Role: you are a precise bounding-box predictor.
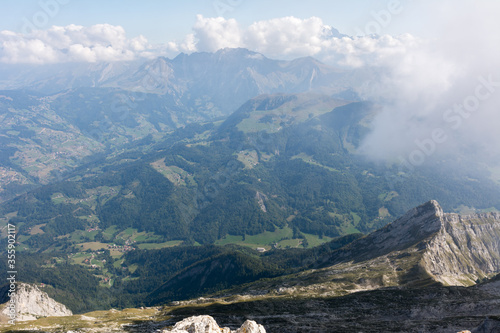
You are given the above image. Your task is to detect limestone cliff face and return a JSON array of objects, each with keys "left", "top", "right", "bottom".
[
  {"left": 341, "top": 199, "right": 500, "bottom": 287},
  {"left": 422, "top": 211, "right": 500, "bottom": 286},
  {"left": 0, "top": 283, "right": 72, "bottom": 321}
]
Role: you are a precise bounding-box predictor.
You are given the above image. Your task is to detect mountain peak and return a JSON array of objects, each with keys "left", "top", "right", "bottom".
[{"left": 342, "top": 200, "right": 445, "bottom": 262}]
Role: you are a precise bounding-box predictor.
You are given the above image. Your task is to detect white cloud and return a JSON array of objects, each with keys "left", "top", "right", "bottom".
[
  {"left": 243, "top": 16, "right": 330, "bottom": 57},
  {"left": 192, "top": 15, "right": 241, "bottom": 52},
  {"left": 0, "top": 16, "right": 419, "bottom": 67},
  {"left": 165, "top": 15, "right": 418, "bottom": 69},
  {"left": 357, "top": 0, "right": 500, "bottom": 165},
  {"left": 0, "top": 24, "right": 153, "bottom": 64}
]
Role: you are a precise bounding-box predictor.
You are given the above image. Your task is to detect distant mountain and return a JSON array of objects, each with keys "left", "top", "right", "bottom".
[
  {"left": 0, "top": 49, "right": 357, "bottom": 201},
  {"left": 0, "top": 48, "right": 353, "bottom": 115},
  {"left": 3, "top": 91, "right": 500, "bottom": 254}
]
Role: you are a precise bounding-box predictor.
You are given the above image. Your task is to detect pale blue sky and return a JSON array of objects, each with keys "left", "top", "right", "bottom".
[{"left": 1, "top": 0, "right": 426, "bottom": 43}]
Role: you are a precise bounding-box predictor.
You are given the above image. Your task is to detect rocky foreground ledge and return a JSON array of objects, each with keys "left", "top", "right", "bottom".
[{"left": 161, "top": 315, "right": 265, "bottom": 333}]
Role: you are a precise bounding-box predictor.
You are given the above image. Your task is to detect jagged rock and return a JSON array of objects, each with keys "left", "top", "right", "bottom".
[
  {"left": 161, "top": 315, "right": 225, "bottom": 333},
  {"left": 422, "top": 210, "right": 500, "bottom": 286},
  {"left": 161, "top": 315, "right": 266, "bottom": 333},
  {"left": 236, "top": 319, "right": 266, "bottom": 333},
  {"left": 0, "top": 283, "right": 72, "bottom": 321}
]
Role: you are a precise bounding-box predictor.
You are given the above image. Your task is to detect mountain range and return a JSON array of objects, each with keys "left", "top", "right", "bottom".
[
  {"left": 1, "top": 48, "right": 500, "bottom": 332},
  {"left": 0, "top": 48, "right": 357, "bottom": 202}
]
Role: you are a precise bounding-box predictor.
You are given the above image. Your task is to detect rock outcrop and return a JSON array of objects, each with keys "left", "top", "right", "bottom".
[
  {"left": 312, "top": 200, "right": 500, "bottom": 288},
  {"left": 161, "top": 315, "right": 266, "bottom": 333},
  {"left": 229, "top": 200, "right": 500, "bottom": 299},
  {"left": 0, "top": 283, "right": 72, "bottom": 321},
  {"left": 422, "top": 211, "right": 500, "bottom": 286}
]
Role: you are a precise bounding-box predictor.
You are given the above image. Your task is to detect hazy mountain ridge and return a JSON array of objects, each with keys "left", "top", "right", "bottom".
[
  {"left": 0, "top": 48, "right": 351, "bottom": 114},
  {"left": 0, "top": 49, "right": 354, "bottom": 201}
]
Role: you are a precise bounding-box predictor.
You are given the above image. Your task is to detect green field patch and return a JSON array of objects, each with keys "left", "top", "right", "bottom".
[
  {"left": 216, "top": 226, "right": 294, "bottom": 250},
  {"left": 150, "top": 158, "right": 195, "bottom": 186},
  {"left": 215, "top": 234, "right": 244, "bottom": 245},
  {"left": 136, "top": 241, "right": 182, "bottom": 249},
  {"left": 291, "top": 153, "right": 339, "bottom": 172},
  {"left": 378, "top": 207, "right": 390, "bottom": 218},
  {"left": 71, "top": 252, "right": 89, "bottom": 264},
  {"left": 70, "top": 230, "right": 89, "bottom": 243},
  {"left": 328, "top": 212, "right": 361, "bottom": 235},
  {"left": 236, "top": 95, "right": 347, "bottom": 134},
  {"left": 90, "top": 258, "right": 105, "bottom": 268},
  {"left": 83, "top": 230, "right": 99, "bottom": 241},
  {"left": 133, "top": 232, "right": 163, "bottom": 243},
  {"left": 30, "top": 223, "right": 46, "bottom": 235},
  {"left": 102, "top": 225, "right": 119, "bottom": 240},
  {"left": 17, "top": 234, "right": 31, "bottom": 244},
  {"left": 51, "top": 192, "right": 66, "bottom": 204},
  {"left": 378, "top": 191, "right": 399, "bottom": 202},
  {"left": 350, "top": 212, "right": 361, "bottom": 225},
  {"left": 116, "top": 227, "right": 136, "bottom": 239},
  {"left": 236, "top": 150, "right": 259, "bottom": 169},
  {"left": 113, "top": 259, "right": 124, "bottom": 269},
  {"left": 128, "top": 264, "right": 138, "bottom": 274},
  {"left": 277, "top": 238, "right": 301, "bottom": 248},
  {"left": 79, "top": 242, "right": 109, "bottom": 251},
  {"left": 85, "top": 186, "right": 120, "bottom": 207},
  {"left": 237, "top": 116, "right": 277, "bottom": 133},
  {"left": 302, "top": 233, "right": 333, "bottom": 248}
]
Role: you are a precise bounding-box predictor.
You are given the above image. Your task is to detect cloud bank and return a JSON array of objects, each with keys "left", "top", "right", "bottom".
[
  {"left": 356, "top": 0, "right": 500, "bottom": 167},
  {"left": 0, "top": 24, "right": 151, "bottom": 64},
  {"left": 0, "top": 16, "right": 417, "bottom": 68},
  {"left": 167, "top": 15, "right": 417, "bottom": 68}
]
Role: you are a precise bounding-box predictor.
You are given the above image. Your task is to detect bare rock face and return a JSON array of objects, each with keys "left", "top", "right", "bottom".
[
  {"left": 0, "top": 283, "right": 72, "bottom": 321},
  {"left": 236, "top": 319, "right": 266, "bottom": 333},
  {"left": 422, "top": 209, "right": 500, "bottom": 286},
  {"left": 336, "top": 200, "right": 500, "bottom": 288},
  {"left": 161, "top": 315, "right": 266, "bottom": 333}
]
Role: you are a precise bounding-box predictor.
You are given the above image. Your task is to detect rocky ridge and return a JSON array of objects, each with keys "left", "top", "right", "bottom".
[{"left": 223, "top": 200, "right": 500, "bottom": 299}]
